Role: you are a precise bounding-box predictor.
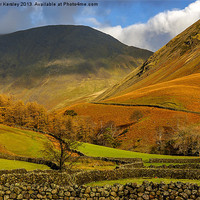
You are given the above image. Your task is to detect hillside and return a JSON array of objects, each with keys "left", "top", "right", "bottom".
[
  {"left": 68, "top": 103, "right": 200, "bottom": 152},
  {"left": 95, "top": 19, "right": 200, "bottom": 102},
  {"left": 0, "top": 25, "right": 152, "bottom": 109},
  {"left": 67, "top": 20, "right": 200, "bottom": 153},
  {"left": 101, "top": 73, "right": 200, "bottom": 112},
  {"left": 0, "top": 125, "right": 50, "bottom": 157}
]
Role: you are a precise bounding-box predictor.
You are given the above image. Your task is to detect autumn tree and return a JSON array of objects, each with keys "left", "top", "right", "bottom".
[
  {"left": 152, "top": 125, "right": 200, "bottom": 156},
  {"left": 93, "top": 121, "right": 121, "bottom": 148},
  {"left": 25, "top": 102, "right": 48, "bottom": 131},
  {"left": 170, "top": 127, "right": 200, "bottom": 156},
  {"left": 130, "top": 110, "right": 143, "bottom": 122},
  {"left": 44, "top": 113, "right": 80, "bottom": 171},
  {"left": 74, "top": 116, "right": 95, "bottom": 143}
]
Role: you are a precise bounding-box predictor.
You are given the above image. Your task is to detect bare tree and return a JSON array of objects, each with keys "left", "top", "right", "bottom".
[
  {"left": 43, "top": 114, "right": 81, "bottom": 171},
  {"left": 42, "top": 136, "right": 79, "bottom": 171}
]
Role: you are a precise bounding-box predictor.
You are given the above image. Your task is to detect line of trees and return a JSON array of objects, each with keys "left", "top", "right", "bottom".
[
  {"left": 151, "top": 124, "right": 200, "bottom": 156},
  {"left": 0, "top": 94, "right": 96, "bottom": 170},
  {"left": 0, "top": 94, "right": 94, "bottom": 138},
  {"left": 0, "top": 94, "right": 126, "bottom": 149}
]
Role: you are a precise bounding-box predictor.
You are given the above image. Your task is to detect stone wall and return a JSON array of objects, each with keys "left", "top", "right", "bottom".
[
  {"left": 0, "top": 171, "right": 74, "bottom": 186},
  {"left": 1, "top": 168, "right": 200, "bottom": 186},
  {"left": 116, "top": 162, "right": 144, "bottom": 169},
  {"left": 148, "top": 164, "right": 200, "bottom": 169},
  {"left": 85, "top": 156, "right": 142, "bottom": 164},
  {"left": 74, "top": 169, "right": 200, "bottom": 185},
  {"left": 0, "top": 181, "right": 200, "bottom": 199},
  {"left": 149, "top": 158, "right": 200, "bottom": 163},
  {"left": 0, "top": 154, "right": 59, "bottom": 169},
  {"left": 1, "top": 168, "right": 200, "bottom": 199}
]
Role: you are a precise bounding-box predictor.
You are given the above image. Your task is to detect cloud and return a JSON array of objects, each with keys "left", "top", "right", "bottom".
[
  {"left": 84, "top": 18, "right": 102, "bottom": 27},
  {"left": 0, "top": 7, "right": 33, "bottom": 34},
  {"left": 97, "top": 0, "right": 200, "bottom": 51},
  {"left": 0, "top": 0, "right": 78, "bottom": 34}
]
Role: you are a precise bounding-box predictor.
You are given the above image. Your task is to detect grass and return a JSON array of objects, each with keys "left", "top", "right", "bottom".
[
  {"left": 0, "top": 125, "right": 50, "bottom": 157},
  {"left": 70, "top": 157, "right": 116, "bottom": 171},
  {"left": 87, "top": 178, "right": 200, "bottom": 186},
  {"left": 144, "top": 163, "right": 185, "bottom": 167},
  {"left": 105, "top": 73, "right": 200, "bottom": 112},
  {"left": 0, "top": 158, "right": 50, "bottom": 171},
  {"left": 77, "top": 143, "right": 198, "bottom": 162}
]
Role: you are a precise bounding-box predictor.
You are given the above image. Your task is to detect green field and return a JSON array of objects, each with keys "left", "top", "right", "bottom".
[
  {"left": 0, "top": 158, "right": 50, "bottom": 170},
  {"left": 78, "top": 143, "right": 198, "bottom": 162},
  {"left": 0, "top": 125, "right": 50, "bottom": 157},
  {"left": 87, "top": 178, "right": 200, "bottom": 186},
  {"left": 0, "top": 124, "right": 197, "bottom": 162}
]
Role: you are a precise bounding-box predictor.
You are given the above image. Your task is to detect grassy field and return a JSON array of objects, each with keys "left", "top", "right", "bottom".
[
  {"left": 0, "top": 158, "right": 50, "bottom": 171},
  {"left": 77, "top": 143, "right": 198, "bottom": 162},
  {"left": 70, "top": 157, "right": 116, "bottom": 171},
  {"left": 0, "top": 125, "right": 50, "bottom": 157},
  {"left": 144, "top": 163, "right": 185, "bottom": 167},
  {"left": 87, "top": 178, "right": 200, "bottom": 186}
]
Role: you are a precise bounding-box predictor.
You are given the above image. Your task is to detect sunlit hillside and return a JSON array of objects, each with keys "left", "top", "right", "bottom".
[
  {"left": 0, "top": 25, "right": 152, "bottom": 109},
  {"left": 68, "top": 103, "right": 200, "bottom": 152},
  {"left": 96, "top": 19, "right": 200, "bottom": 102},
  {"left": 103, "top": 73, "right": 200, "bottom": 112},
  {"left": 67, "top": 20, "right": 200, "bottom": 153},
  {"left": 0, "top": 125, "right": 50, "bottom": 157}
]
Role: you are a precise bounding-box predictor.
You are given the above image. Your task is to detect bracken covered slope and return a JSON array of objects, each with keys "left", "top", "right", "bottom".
[
  {"left": 67, "top": 20, "right": 200, "bottom": 152},
  {"left": 95, "top": 19, "right": 200, "bottom": 102}
]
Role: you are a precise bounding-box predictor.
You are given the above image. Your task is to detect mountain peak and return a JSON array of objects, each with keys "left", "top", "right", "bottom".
[{"left": 0, "top": 25, "right": 152, "bottom": 109}]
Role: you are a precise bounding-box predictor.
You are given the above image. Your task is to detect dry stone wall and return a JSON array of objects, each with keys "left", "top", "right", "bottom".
[
  {"left": 74, "top": 169, "right": 200, "bottom": 185},
  {"left": 85, "top": 156, "right": 142, "bottom": 164},
  {"left": 0, "top": 171, "right": 74, "bottom": 186},
  {"left": 148, "top": 164, "right": 200, "bottom": 169},
  {"left": 0, "top": 180, "right": 200, "bottom": 199},
  {"left": 1, "top": 168, "right": 200, "bottom": 199},
  {"left": 116, "top": 162, "right": 144, "bottom": 169},
  {"left": 1, "top": 168, "right": 200, "bottom": 186},
  {"left": 149, "top": 158, "right": 200, "bottom": 163}
]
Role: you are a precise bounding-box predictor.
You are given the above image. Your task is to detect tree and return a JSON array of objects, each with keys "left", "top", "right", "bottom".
[
  {"left": 171, "top": 127, "right": 200, "bottom": 156},
  {"left": 42, "top": 136, "right": 79, "bottom": 171},
  {"left": 93, "top": 121, "right": 121, "bottom": 148},
  {"left": 64, "top": 109, "right": 77, "bottom": 117},
  {"left": 151, "top": 125, "right": 200, "bottom": 156},
  {"left": 43, "top": 114, "right": 80, "bottom": 171},
  {"left": 130, "top": 110, "right": 143, "bottom": 122},
  {"left": 25, "top": 102, "right": 48, "bottom": 131}
]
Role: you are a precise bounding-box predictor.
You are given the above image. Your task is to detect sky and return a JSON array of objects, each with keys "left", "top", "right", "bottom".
[{"left": 0, "top": 0, "right": 200, "bottom": 51}]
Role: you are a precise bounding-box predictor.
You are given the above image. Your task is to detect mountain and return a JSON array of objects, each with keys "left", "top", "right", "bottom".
[
  {"left": 0, "top": 25, "right": 152, "bottom": 109},
  {"left": 95, "top": 19, "right": 200, "bottom": 103},
  {"left": 67, "top": 20, "right": 200, "bottom": 152}
]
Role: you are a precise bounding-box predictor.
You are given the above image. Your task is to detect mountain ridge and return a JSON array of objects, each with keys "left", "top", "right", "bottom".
[
  {"left": 0, "top": 25, "right": 152, "bottom": 109},
  {"left": 95, "top": 19, "right": 200, "bottom": 102}
]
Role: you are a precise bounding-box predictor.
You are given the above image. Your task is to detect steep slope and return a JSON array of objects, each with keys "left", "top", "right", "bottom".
[
  {"left": 0, "top": 25, "right": 152, "bottom": 109},
  {"left": 101, "top": 73, "right": 200, "bottom": 112},
  {"left": 96, "top": 19, "right": 200, "bottom": 102},
  {"left": 66, "top": 20, "right": 200, "bottom": 152}
]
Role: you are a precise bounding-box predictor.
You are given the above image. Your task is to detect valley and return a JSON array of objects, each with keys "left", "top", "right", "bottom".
[{"left": 0, "top": 19, "right": 200, "bottom": 199}]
